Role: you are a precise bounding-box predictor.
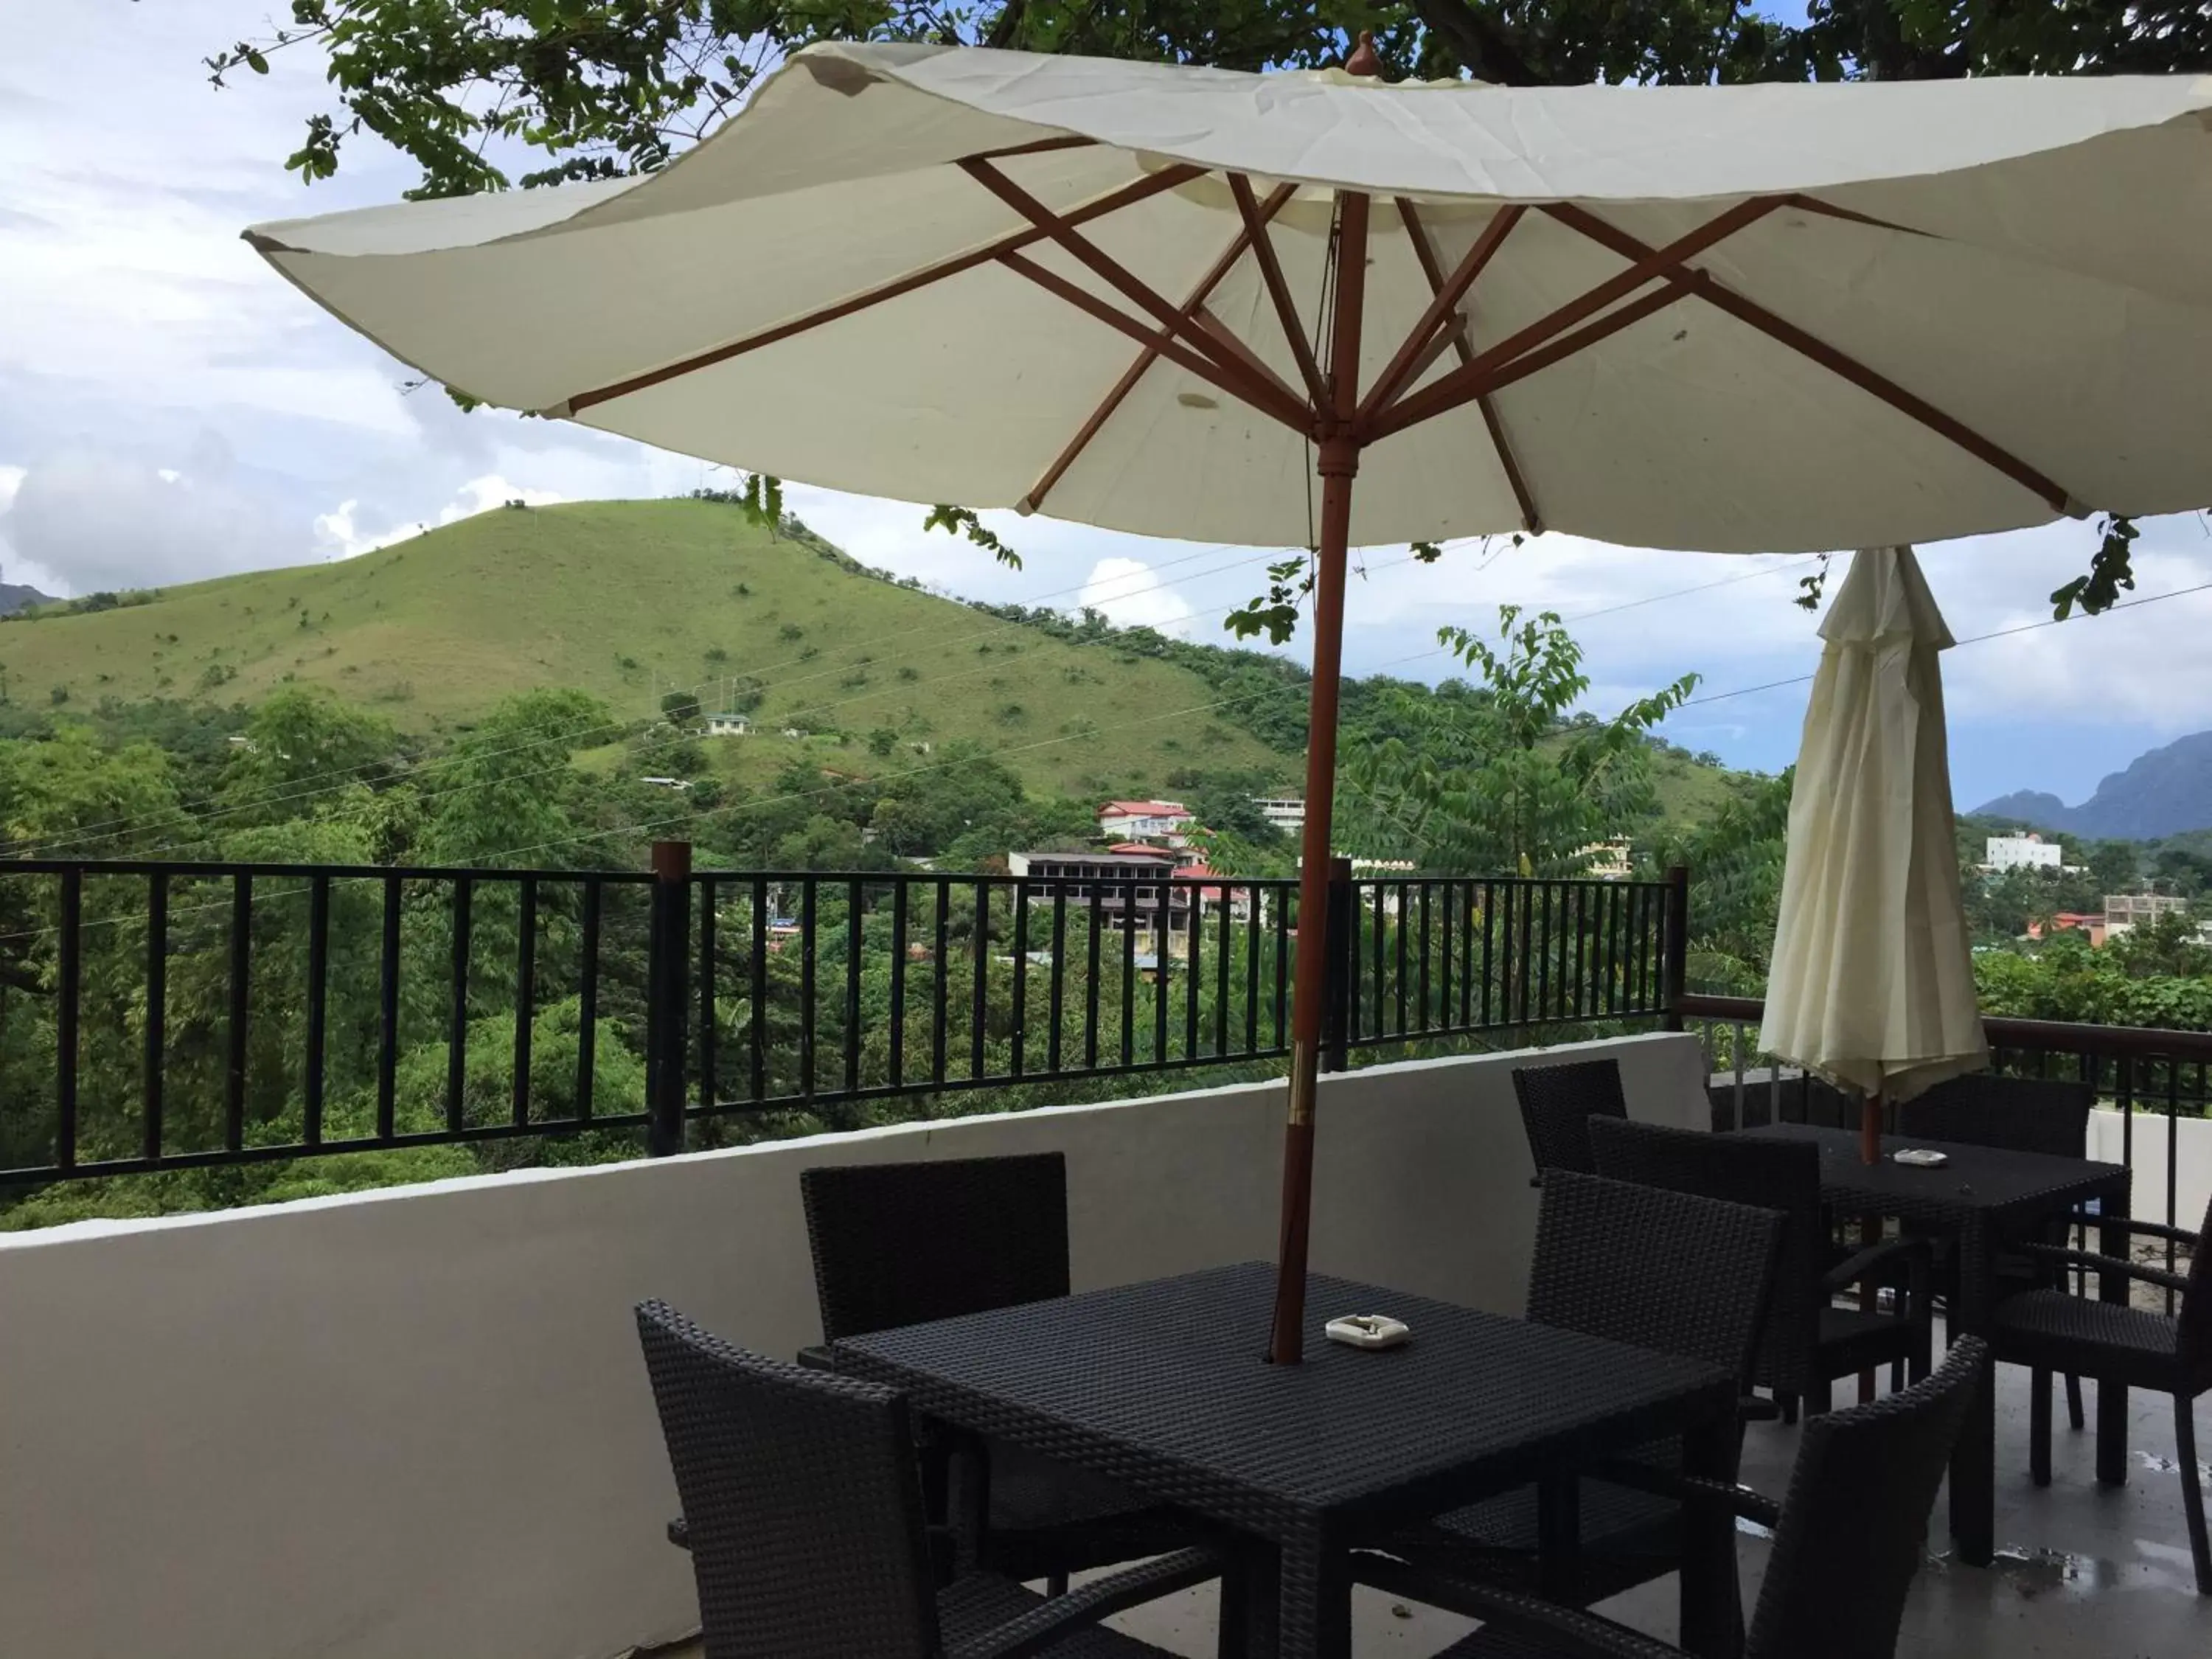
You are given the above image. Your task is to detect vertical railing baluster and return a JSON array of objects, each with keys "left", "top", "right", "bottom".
[
  {"left": 305, "top": 874, "right": 329, "bottom": 1147},
  {"left": 748, "top": 876, "right": 767, "bottom": 1102},
  {"left": 1121, "top": 886, "right": 1136, "bottom": 1067},
  {"left": 1522, "top": 889, "right": 1540, "bottom": 1035},
  {"left": 447, "top": 876, "right": 473, "bottom": 1133},
  {"left": 800, "top": 880, "right": 818, "bottom": 1101},
  {"left": 933, "top": 877, "right": 951, "bottom": 1086},
  {"left": 56, "top": 869, "right": 80, "bottom": 1173},
  {"left": 1570, "top": 883, "right": 1587, "bottom": 1020},
  {"left": 2166, "top": 1054, "right": 2181, "bottom": 1308},
  {"left": 1369, "top": 883, "right": 1385, "bottom": 1043},
  {"left": 889, "top": 880, "right": 908, "bottom": 1091},
  {"left": 2119, "top": 1051, "right": 2135, "bottom": 1177},
  {"left": 1458, "top": 880, "right": 1475, "bottom": 1028},
  {"left": 1273, "top": 883, "right": 1290, "bottom": 1048},
  {"left": 226, "top": 872, "right": 251, "bottom": 1152},
  {"left": 1245, "top": 885, "right": 1261, "bottom": 1055},
  {"left": 1151, "top": 887, "right": 1169, "bottom": 1065},
  {"left": 695, "top": 879, "right": 717, "bottom": 1111},
  {"left": 1436, "top": 881, "right": 1453, "bottom": 1035},
  {"left": 1394, "top": 881, "right": 1410, "bottom": 1038},
  {"left": 1012, "top": 881, "right": 1030, "bottom": 1079},
  {"left": 1416, "top": 889, "right": 1433, "bottom": 1035},
  {"left": 512, "top": 877, "right": 538, "bottom": 1127},
  {"left": 1605, "top": 883, "right": 1623, "bottom": 1016},
  {"left": 1084, "top": 886, "right": 1102, "bottom": 1069},
  {"left": 1185, "top": 881, "right": 1203, "bottom": 1060},
  {"left": 970, "top": 880, "right": 990, "bottom": 1082},
  {"left": 1479, "top": 880, "right": 1496, "bottom": 1028},
  {"left": 845, "top": 878, "right": 863, "bottom": 1094},
  {"left": 143, "top": 871, "right": 167, "bottom": 1164},
  {"left": 1214, "top": 883, "right": 1231, "bottom": 1057},
  {"left": 378, "top": 874, "right": 402, "bottom": 1141},
  {"left": 577, "top": 879, "right": 601, "bottom": 1120},
  {"left": 1048, "top": 884, "right": 1066, "bottom": 1074}
]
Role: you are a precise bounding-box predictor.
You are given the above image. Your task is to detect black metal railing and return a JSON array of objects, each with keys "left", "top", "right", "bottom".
[
  {"left": 0, "top": 849, "right": 1676, "bottom": 1187},
  {"left": 1681, "top": 991, "right": 2212, "bottom": 1240}
]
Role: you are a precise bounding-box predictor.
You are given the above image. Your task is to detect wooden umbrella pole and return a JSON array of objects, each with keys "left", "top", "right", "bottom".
[
  {"left": 1861, "top": 1089, "right": 1884, "bottom": 1165},
  {"left": 1268, "top": 187, "right": 1370, "bottom": 1365}
]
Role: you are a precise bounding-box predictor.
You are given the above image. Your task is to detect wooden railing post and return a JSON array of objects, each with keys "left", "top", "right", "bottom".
[
  {"left": 647, "top": 840, "right": 692, "bottom": 1158},
  {"left": 1660, "top": 863, "right": 1691, "bottom": 1032}
]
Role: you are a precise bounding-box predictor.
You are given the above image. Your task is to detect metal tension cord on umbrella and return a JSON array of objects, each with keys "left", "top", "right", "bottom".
[{"left": 243, "top": 38, "right": 2212, "bottom": 1360}]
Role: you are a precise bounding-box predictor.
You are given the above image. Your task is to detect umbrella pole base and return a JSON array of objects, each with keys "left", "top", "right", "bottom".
[
  {"left": 1860, "top": 1094, "right": 1884, "bottom": 1165},
  {"left": 1267, "top": 1046, "right": 1320, "bottom": 1364}
]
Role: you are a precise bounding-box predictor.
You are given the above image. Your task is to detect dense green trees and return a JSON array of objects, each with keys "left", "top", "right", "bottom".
[{"left": 1341, "top": 609, "right": 1697, "bottom": 877}]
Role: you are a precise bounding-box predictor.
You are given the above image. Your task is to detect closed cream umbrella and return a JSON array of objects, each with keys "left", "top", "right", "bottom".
[
  {"left": 1761, "top": 546, "right": 1987, "bottom": 1163},
  {"left": 245, "top": 38, "right": 2212, "bottom": 1357}
]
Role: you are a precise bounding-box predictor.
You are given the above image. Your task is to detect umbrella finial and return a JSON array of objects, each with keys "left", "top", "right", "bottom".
[{"left": 1346, "top": 30, "right": 1382, "bottom": 77}]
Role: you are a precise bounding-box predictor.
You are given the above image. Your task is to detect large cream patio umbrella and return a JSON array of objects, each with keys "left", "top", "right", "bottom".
[
  {"left": 244, "top": 39, "right": 2212, "bottom": 1360},
  {"left": 1760, "top": 547, "right": 1988, "bottom": 1165}
]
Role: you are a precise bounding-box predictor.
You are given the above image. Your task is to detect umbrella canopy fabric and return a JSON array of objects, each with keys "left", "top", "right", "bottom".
[
  {"left": 247, "top": 46, "right": 2212, "bottom": 554},
  {"left": 1760, "top": 546, "right": 1986, "bottom": 1106}
]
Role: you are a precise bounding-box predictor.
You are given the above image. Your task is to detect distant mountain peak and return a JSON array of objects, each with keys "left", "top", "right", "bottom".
[{"left": 1975, "top": 730, "right": 2212, "bottom": 841}]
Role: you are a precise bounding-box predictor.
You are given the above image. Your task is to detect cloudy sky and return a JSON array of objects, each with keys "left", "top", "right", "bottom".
[{"left": 7, "top": 1, "right": 2211, "bottom": 810}]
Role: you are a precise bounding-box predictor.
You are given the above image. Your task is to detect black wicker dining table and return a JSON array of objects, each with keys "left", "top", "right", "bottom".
[
  {"left": 1735, "top": 1122, "right": 2131, "bottom": 1568},
  {"left": 830, "top": 1259, "right": 1742, "bottom": 1659}
]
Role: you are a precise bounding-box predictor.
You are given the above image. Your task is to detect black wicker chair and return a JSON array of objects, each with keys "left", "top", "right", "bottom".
[
  {"left": 1351, "top": 1172, "right": 1786, "bottom": 1614},
  {"left": 634, "top": 1301, "right": 1219, "bottom": 1658},
  {"left": 1896, "top": 1073, "right": 2095, "bottom": 1158},
  {"left": 1588, "top": 1117, "right": 1932, "bottom": 1422},
  {"left": 1514, "top": 1059, "right": 1630, "bottom": 1184},
  {"left": 799, "top": 1154, "right": 1208, "bottom": 1590},
  {"left": 1422, "top": 1337, "right": 1986, "bottom": 1659},
  {"left": 1898, "top": 1072, "right": 2097, "bottom": 1427},
  {"left": 1991, "top": 1193, "right": 2211, "bottom": 1593}
]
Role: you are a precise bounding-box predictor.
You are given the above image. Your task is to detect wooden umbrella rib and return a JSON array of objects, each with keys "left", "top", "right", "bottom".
[
  {"left": 996, "top": 251, "right": 1310, "bottom": 432},
  {"left": 1357, "top": 204, "right": 1523, "bottom": 424},
  {"left": 1396, "top": 198, "right": 1540, "bottom": 533},
  {"left": 1228, "top": 173, "right": 1331, "bottom": 409},
  {"left": 1021, "top": 182, "right": 1298, "bottom": 515},
  {"left": 1540, "top": 202, "right": 2076, "bottom": 515},
  {"left": 560, "top": 163, "right": 1201, "bottom": 416},
  {"left": 959, "top": 158, "right": 1265, "bottom": 392},
  {"left": 956, "top": 134, "right": 1098, "bottom": 164},
  {"left": 1365, "top": 195, "right": 1788, "bottom": 439}
]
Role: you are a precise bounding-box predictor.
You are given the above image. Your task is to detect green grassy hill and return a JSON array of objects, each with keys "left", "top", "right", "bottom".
[{"left": 0, "top": 501, "right": 1290, "bottom": 801}]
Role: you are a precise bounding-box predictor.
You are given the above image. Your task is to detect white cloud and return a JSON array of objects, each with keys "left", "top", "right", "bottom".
[
  {"left": 315, "top": 473, "right": 570, "bottom": 558},
  {"left": 0, "top": 465, "right": 24, "bottom": 510},
  {"left": 1077, "top": 556, "right": 1198, "bottom": 636}
]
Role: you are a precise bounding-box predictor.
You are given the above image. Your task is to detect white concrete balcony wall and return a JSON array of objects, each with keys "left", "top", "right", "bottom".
[
  {"left": 2087, "top": 1105, "right": 2212, "bottom": 1234},
  {"left": 0, "top": 1033, "right": 1709, "bottom": 1659}
]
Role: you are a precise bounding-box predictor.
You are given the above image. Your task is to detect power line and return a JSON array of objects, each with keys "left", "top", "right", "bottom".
[{"left": 1678, "top": 577, "right": 2212, "bottom": 710}]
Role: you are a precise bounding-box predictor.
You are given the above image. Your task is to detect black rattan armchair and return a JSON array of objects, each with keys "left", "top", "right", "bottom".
[
  {"left": 1351, "top": 1171, "right": 1785, "bottom": 1614},
  {"left": 1992, "top": 1194, "right": 2211, "bottom": 1592},
  {"left": 635, "top": 1301, "right": 1220, "bottom": 1659},
  {"left": 1514, "top": 1058, "right": 1630, "bottom": 1184},
  {"left": 1898, "top": 1072, "right": 2097, "bottom": 1427},
  {"left": 1589, "top": 1116, "right": 1933, "bottom": 1422},
  {"left": 799, "top": 1154, "right": 1208, "bottom": 1590},
  {"left": 1422, "top": 1338, "right": 1985, "bottom": 1659}
]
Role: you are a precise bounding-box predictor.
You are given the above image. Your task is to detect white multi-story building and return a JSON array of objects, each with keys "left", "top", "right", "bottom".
[
  {"left": 1251, "top": 796, "right": 1306, "bottom": 833},
  {"left": 1096, "top": 799, "right": 1194, "bottom": 844},
  {"left": 1986, "top": 832, "right": 2064, "bottom": 872}
]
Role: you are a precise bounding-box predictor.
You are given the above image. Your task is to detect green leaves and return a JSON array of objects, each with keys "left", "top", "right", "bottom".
[
  {"left": 1223, "top": 554, "right": 1313, "bottom": 644},
  {"left": 2050, "top": 513, "right": 2139, "bottom": 621},
  {"left": 1343, "top": 605, "right": 1698, "bottom": 877},
  {"left": 922, "top": 505, "right": 1022, "bottom": 568}
]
